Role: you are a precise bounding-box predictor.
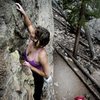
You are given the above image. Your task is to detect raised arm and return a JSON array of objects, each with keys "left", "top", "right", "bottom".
[{"left": 16, "top": 3, "right": 35, "bottom": 36}]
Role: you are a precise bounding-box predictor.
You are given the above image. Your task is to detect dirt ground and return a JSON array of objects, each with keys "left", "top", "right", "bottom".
[
  {"left": 53, "top": 7, "right": 100, "bottom": 100},
  {"left": 53, "top": 51, "right": 95, "bottom": 100}
]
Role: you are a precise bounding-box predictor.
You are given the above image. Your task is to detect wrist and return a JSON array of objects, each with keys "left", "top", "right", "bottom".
[{"left": 22, "top": 12, "right": 27, "bottom": 16}]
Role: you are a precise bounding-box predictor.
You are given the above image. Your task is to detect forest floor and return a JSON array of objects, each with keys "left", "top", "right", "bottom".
[
  {"left": 53, "top": 51, "right": 95, "bottom": 100},
  {"left": 53, "top": 8, "right": 100, "bottom": 100},
  {"left": 53, "top": 9, "right": 100, "bottom": 84}
]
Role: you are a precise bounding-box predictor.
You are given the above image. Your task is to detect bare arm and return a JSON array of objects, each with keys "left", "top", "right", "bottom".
[
  {"left": 16, "top": 3, "right": 35, "bottom": 36},
  {"left": 23, "top": 61, "right": 49, "bottom": 78},
  {"left": 31, "top": 50, "right": 49, "bottom": 78},
  {"left": 31, "top": 66, "right": 47, "bottom": 77},
  {"left": 23, "top": 49, "right": 50, "bottom": 78},
  {"left": 39, "top": 49, "right": 50, "bottom": 78}
]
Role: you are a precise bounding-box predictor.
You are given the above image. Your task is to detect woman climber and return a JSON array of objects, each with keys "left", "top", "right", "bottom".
[{"left": 16, "top": 3, "right": 51, "bottom": 100}]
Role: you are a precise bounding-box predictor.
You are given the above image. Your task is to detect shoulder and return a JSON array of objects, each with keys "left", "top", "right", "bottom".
[
  {"left": 40, "top": 48, "right": 47, "bottom": 56},
  {"left": 39, "top": 48, "right": 48, "bottom": 60},
  {"left": 38, "top": 48, "right": 48, "bottom": 65}
]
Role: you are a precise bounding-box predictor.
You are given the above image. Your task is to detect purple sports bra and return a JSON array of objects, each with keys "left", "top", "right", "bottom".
[{"left": 22, "top": 49, "right": 43, "bottom": 70}]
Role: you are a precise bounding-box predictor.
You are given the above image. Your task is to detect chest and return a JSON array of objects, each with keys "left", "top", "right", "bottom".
[{"left": 26, "top": 48, "right": 39, "bottom": 62}]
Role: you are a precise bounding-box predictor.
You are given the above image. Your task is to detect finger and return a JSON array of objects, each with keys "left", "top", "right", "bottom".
[
  {"left": 16, "top": 6, "right": 20, "bottom": 10},
  {"left": 22, "top": 62, "right": 26, "bottom": 65},
  {"left": 24, "top": 61, "right": 28, "bottom": 63},
  {"left": 16, "top": 3, "right": 20, "bottom": 7},
  {"left": 22, "top": 63, "right": 25, "bottom": 66},
  {"left": 16, "top": 3, "right": 19, "bottom": 7},
  {"left": 16, "top": 5, "right": 20, "bottom": 10},
  {"left": 16, "top": 3, "right": 21, "bottom": 9},
  {"left": 24, "top": 61, "right": 29, "bottom": 66},
  {"left": 15, "top": 3, "right": 19, "bottom": 5}
]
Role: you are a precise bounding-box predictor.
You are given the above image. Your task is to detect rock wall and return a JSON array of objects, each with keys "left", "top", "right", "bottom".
[
  {"left": 37, "top": 0, "right": 55, "bottom": 100},
  {"left": 85, "top": 18, "right": 100, "bottom": 42},
  {"left": 0, "top": 0, "right": 54, "bottom": 100},
  {"left": 37, "top": 0, "right": 54, "bottom": 65}
]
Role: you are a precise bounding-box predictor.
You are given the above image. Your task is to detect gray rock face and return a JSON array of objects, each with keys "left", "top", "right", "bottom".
[
  {"left": 0, "top": 0, "right": 54, "bottom": 100},
  {"left": 37, "top": 0, "right": 55, "bottom": 100},
  {"left": 86, "top": 19, "right": 100, "bottom": 42},
  {"left": 37, "top": 0, "right": 54, "bottom": 65}
]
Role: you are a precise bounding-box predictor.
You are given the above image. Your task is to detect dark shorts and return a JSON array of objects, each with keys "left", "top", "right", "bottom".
[{"left": 32, "top": 71, "right": 44, "bottom": 100}]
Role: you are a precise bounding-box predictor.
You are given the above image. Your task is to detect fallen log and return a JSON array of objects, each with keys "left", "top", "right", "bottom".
[
  {"left": 79, "top": 40, "right": 89, "bottom": 48},
  {"left": 53, "top": 7, "right": 64, "bottom": 20},
  {"left": 55, "top": 47, "right": 100, "bottom": 100},
  {"left": 52, "top": 0, "right": 68, "bottom": 22},
  {"left": 54, "top": 15, "right": 89, "bottom": 49},
  {"left": 53, "top": 0, "right": 97, "bottom": 59},
  {"left": 52, "top": 0, "right": 75, "bottom": 31},
  {"left": 58, "top": 43, "right": 100, "bottom": 91},
  {"left": 84, "top": 26, "right": 96, "bottom": 59},
  {"left": 78, "top": 54, "right": 100, "bottom": 69},
  {"left": 54, "top": 17, "right": 66, "bottom": 27},
  {"left": 54, "top": 17, "right": 89, "bottom": 49},
  {"left": 64, "top": 44, "right": 100, "bottom": 69}
]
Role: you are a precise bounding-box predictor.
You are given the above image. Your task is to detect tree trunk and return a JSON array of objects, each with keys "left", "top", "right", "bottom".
[{"left": 73, "top": 0, "right": 85, "bottom": 58}]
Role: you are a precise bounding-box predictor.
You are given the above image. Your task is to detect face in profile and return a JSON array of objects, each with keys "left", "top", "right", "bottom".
[
  {"left": 30, "top": 26, "right": 50, "bottom": 48},
  {"left": 30, "top": 34, "right": 40, "bottom": 48}
]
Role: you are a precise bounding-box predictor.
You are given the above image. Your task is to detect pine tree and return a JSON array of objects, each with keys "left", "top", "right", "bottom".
[
  {"left": 60, "top": 0, "right": 100, "bottom": 28},
  {"left": 56, "top": 0, "right": 100, "bottom": 58}
]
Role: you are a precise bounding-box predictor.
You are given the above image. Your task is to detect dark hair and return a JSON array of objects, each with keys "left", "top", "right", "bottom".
[{"left": 35, "top": 26, "right": 50, "bottom": 47}]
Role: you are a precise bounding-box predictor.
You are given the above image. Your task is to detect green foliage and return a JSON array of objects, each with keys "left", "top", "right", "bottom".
[
  {"left": 84, "top": 0, "right": 100, "bottom": 19},
  {"left": 57, "top": 0, "right": 100, "bottom": 29}
]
